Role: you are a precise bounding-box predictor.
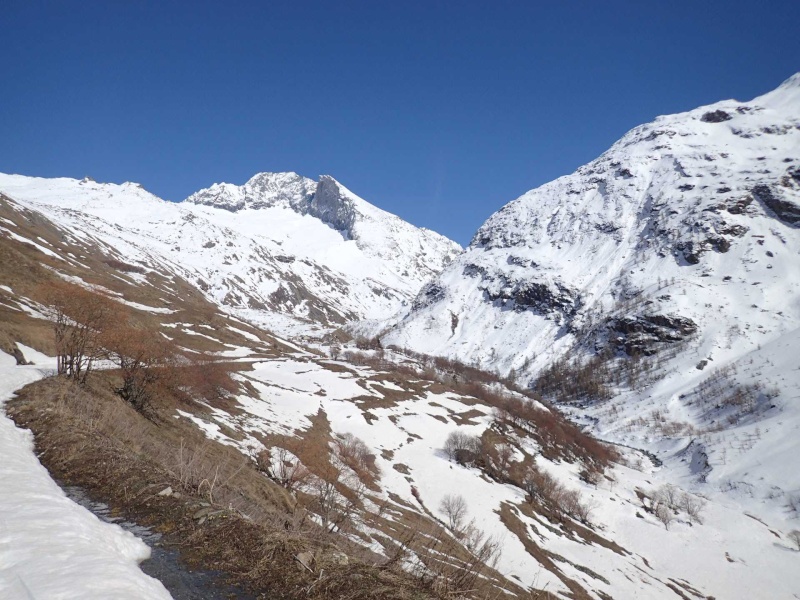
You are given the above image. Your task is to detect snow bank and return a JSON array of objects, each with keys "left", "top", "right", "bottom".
[{"left": 0, "top": 350, "right": 171, "bottom": 599}]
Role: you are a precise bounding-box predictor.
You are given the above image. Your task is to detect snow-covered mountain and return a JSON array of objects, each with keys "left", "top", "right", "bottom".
[
  {"left": 3, "top": 76, "right": 800, "bottom": 600},
  {"left": 0, "top": 171, "right": 461, "bottom": 337},
  {"left": 379, "top": 74, "right": 800, "bottom": 377},
  {"left": 375, "top": 74, "right": 800, "bottom": 533}
]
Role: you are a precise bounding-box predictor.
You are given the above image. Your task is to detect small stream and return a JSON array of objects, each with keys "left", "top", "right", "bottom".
[{"left": 62, "top": 486, "right": 256, "bottom": 600}]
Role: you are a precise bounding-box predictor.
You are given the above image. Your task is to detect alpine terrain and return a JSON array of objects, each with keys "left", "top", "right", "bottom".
[
  {"left": 0, "top": 171, "right": 460, "bottom": 338},
  {"left": 0, "top": 74, "right": 799, "bottom": 600}
]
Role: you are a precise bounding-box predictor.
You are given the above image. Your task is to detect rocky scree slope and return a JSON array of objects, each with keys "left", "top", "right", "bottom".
[{"left": 0, "top": 171, "right": 461, "bottom": 338}]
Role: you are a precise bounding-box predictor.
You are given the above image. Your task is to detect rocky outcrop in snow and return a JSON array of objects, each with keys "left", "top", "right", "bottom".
[{"left": 379, "top": 74, "right": 800, "bottom": 380}]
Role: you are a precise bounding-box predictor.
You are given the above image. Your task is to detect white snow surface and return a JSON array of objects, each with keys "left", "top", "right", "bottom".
[
  {"left": 0, "top": 349, "right": 171, "bottom": 600},
  {"left": 379, "top": 73, "right": 800, "bottom": 376},
  {"left": 0, "top": 171, "right": 461, "bottom": 338},
  {"left": 174, "top": 351, "right": 800, "bottom": 599}
]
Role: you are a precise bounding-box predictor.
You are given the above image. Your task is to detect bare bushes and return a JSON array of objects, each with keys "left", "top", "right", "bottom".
[
  {"left": 308, "top": 467, "right": 365, "bottom": 534},
  {"left": 787, "top": 493, "right": 800, "bottom": 518},
  {"left": 439, "top": 494, "right": 468, "bottom": 532},
  {"left": 353, "top": 336, "right": 382, "bottom": 351},
  {"left": 654, "top": 503, "right": 675, "bottom": 529},
  {"left": 402, "top": 522, "right": 502, "bottom": 597},
  {"left": 493, "top": 393, "right": 619, "bottom": 469},
  {"left": 38, "top": 280, "right": 121, "bottom": 383},
  {"left": 682, "top": 493, "right": 706, "bottom": 524},
  {"left": 426, "top": 493, "right": 502, "bottom": 595},
  {"left": 646, "top": 484, "right": 706, "bottom": 529},
  {"left": 256, "top": 447, "right": 311, "bottom": 492},
  {"left": 443, "top": 430, "right": 481, "bottom": 462},
  {"left": 533, "top": 354, "right": 614, "bottom": 404},
  {"left": 334, "top": 432, "right": 381, "bottom": 482},
  {"left": 38, "top": 280, "right": 240, "bottom": 413},
  {"left": 104, "top": 324, "right": 177, "bottom": 412},
  {"left": 522, "top": 464, "right": 595, "bottom": 523},
  {"left": 683, "top": 364, "right": 777, "bottom": 426}
]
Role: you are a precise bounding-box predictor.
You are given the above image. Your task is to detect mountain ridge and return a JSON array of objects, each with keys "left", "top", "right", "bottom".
[{"left": 0, "top": 170, "right": 461, "bottom": 337}]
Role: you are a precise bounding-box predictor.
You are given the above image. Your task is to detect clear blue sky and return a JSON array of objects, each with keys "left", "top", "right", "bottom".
[{"left": 2, "top": 1, "right": 798, "bottom": 245}]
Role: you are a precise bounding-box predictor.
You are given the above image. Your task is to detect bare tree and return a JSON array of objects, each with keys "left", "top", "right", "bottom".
[
  {"left": 39, "top": 281, "right": 119, "bottom": 383},
  {"left": 655, "top": 503, "right": 675, "bottom": 530},
  {"left": 659, "top": 483, "right": 680, "bottom": 509},
  {"left": 439, "top": 493, "right": 468, "bottom": 533},
  {"left": 103, "top": 323, "right": 177, "bottom": 412},
  {"left": 443, "top": 430, "right": 480, "bottom": 462},
  {"left": 681, "top": 492, "right": 706, "bottom": 525}
]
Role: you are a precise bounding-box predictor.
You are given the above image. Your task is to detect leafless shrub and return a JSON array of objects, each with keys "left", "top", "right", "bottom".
[
  {"left": 104, "top": 324, "right": 179, "bottom": 412},
  {"left": 443, "top": 430, "right": 481, "bottom": 462},
  {"left": 403, "top": 518, "right": 502, "bottom": 597},
  {"left": 256, "top": 447, "right": 311, "bottom": 491},
  {"left": 177, "top": 359, "right": 238, "bottom": 402},
  {"left": 307, "top": 468, "right": 364, "bottom": 535},
  {"left": 493, "top": 392, "right": 619, "bottom": 469},
  {"left": 354, "top": 336, "right": 382, "bottom": 351},
  {"left": 787, "top": 493, "right": 800, "bottom": 517},
  {"left": 439, "top": 493, "right": 468, "bottom": 533},
  {"left": 522, "top": 464, "right": 593, "bottom": 522},
  {"left": 522, "top": 464, "right": 560, "bottom": 503},
  {"left": 487, "top": 442, "right": 515, "bottom": 481},
  {"left": 38, "top": 280, "right": 121, "bottom": 383},
  {"left": 658, "top": 483, "right": 680, "bottom": 509},
  {"left": 654, "top": 503, "right": 675, "bottom": 529},
  {"left": 334, "top": 432, "right": 381, "bottom": 480},
  {"left": 681, "top": 492, "right": 706, "bottom": 525},
  {"left": 579, "top": 466, "right": 604, "bottom": 487}
]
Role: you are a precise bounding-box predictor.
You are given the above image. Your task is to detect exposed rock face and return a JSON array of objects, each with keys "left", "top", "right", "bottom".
[
  {"left": 700, "top": 110, "right": 732, "bottom": 123},
  {"left": 606, "top": 314, "right": 698, "bottom": 356},
  {"left": 378, "top": 74, "right": 800, "bottom": 379},
  {"left": 481, "top": 276, "right": 579, "bottom": 320},
  {"left": 306, "top": 176, "right": 359, "bottom": 238},
  {"left": 752, "top": 183, "right": 800, "bottom": 226},
  {"left": 12, "top": 344, "right": 28, "bottom": 365}
]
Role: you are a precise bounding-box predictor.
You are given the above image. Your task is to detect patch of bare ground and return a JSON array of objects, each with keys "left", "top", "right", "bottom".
[
  {"left": 6, "top": 376, "right": 445, "bottom": 599},
  {"left": 498, "top": 502, "right": 594, "bottom": 600}
]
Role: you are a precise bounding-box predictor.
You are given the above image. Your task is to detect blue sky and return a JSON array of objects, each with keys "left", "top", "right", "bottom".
[{"left": 2, "top": 1, "right": 798, "bottom": 245}]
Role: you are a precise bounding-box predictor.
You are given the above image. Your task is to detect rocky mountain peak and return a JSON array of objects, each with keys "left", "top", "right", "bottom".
[{"left": 183, "top": 171, "right": 316, "bottom": 212}]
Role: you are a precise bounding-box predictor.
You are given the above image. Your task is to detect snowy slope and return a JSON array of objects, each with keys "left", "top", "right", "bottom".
[
  {"left": 168, "top": 348, "right": 800, "bottom": 600},
  {"left": 380, "top": 73, "right": 800, "bottom": 377},
  {"left": 375, "top": 74, "right": 800, "bottom": 562},
  {"left": 0, "top": 348, "right": 171, "bottom": 600},
  {"left": 0, "top": 172, "right": 460, "bottom": 338}
]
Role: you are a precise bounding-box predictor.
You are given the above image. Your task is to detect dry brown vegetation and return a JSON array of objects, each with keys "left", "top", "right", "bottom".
[
  {"left": 344, "top": 347, "right": 618, "bottom": 471},
  {"left": 37, "top": 279, "right": 121, "bottom": 382},
  {"left": 7, "top": 376, "right": 451, "bottom": 599},
  {"left": 0, "top": 195, "right": 621, "bottom": 599}
]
